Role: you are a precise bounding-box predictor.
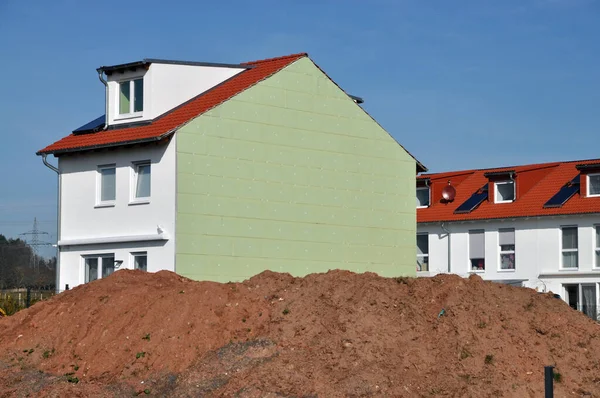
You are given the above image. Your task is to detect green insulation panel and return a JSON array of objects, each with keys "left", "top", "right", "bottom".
[{"left": 175, "top": 57, "right": 416, "bottom": 282}]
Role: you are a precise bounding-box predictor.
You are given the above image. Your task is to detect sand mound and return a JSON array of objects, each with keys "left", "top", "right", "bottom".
[{"left": 1, "top": 269, "right": 599, "bottom": 397}]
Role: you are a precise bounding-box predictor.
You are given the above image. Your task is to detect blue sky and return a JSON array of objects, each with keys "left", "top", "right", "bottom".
[{"left": 1, "top": 0, "right": 599, "bottom": 256}]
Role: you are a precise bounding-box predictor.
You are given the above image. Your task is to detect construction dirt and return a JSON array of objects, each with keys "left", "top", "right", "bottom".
[{"left": 1, "top": 269, "right": 600, "bottom": 397}]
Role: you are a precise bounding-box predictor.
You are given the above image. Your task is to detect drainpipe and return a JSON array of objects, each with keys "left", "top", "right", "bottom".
[
  {"left": 441, "top": 222, "right": 451, "bottom": 273},
  {"left": 509, "top": 172, "right": 516, "bottom": 199},
  {"left": 97, "top": 70, "right": 108, "bottom": 131},
  {"left": 41, "top": 154, "right": 61, "bottom": 293}
]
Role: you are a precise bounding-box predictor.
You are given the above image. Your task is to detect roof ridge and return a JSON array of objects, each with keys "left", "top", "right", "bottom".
[
  {"left": 421, "top": 158, "right": 600, "bottom": 177},
  {"left": 242, "top": 52, "right": 308, "bottom": 65}
]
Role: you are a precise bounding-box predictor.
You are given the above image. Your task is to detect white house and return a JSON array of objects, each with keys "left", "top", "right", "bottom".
[
  {"left": 38, "top": 53, "right": 424, "bottom": 292},
  {"left": 417, "top": 159, "right": 600, "bottom": 320}
]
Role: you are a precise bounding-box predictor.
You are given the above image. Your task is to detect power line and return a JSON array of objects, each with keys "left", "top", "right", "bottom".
[
  {"left": 19, "top": 218, "right": 53, "bottom": 270},
  {"left": 0, "top": 220, "right": 56, "bottom": 225}
]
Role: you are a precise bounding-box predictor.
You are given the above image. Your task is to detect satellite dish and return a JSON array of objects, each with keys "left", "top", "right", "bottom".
[{"left": 442, "top": 183, "right": 456, "bottom": 202}]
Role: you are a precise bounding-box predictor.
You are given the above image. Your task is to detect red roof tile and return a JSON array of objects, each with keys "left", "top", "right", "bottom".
[
  {"left": 37, "top": 53, "right": 308, "bottom": 155},
  {"left": 417, "top": 159, "right": 600, "bottom": 223}
]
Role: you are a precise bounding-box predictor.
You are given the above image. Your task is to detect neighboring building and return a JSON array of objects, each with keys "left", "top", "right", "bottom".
[
  {"left": 38, "top": 53, "right": 425, "bottom": 290},
  {"left": 416, "top": 159, "right": 600, "bottom": 320}
]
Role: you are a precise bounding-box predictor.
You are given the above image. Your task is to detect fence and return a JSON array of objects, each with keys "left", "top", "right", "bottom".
[{"left": 0, "top": 288, "right": 56, "bottom": 315}]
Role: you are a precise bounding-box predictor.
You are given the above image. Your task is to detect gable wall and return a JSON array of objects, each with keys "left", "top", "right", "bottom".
[{"left": 175, "top": 57, "right": 416, "bottom": 282}]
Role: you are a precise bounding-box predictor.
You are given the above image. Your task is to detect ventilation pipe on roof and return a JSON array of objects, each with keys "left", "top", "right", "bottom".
[
  {"left": 441, "top": 222, "right": 451, "bottom": 273},
  {"left": 97, "top": 70, "right": 108, "bottom": 131}
]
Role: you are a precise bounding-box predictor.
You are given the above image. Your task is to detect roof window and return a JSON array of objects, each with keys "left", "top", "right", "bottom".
[
  {"left": 119, "top": 78, "right": 144, "bottom": 116},
  {"left": 416, "top": 179, "right": 430, "bottom": 208},
  {"left": 495, "top": 181, "right": 515, "bottom": 203},
  {"left": 587, "top": 174, "right": 600, "bottom": 197}
]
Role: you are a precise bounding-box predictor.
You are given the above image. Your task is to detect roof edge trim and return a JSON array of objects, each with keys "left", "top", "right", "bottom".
[
  {"left": 36, "top": 130, "right": 176, "bottom": 156},
  {"left": 97, "top": 59, "right": 251, "bottom": 74}
]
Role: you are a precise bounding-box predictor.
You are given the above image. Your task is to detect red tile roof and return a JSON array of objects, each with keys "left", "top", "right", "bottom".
[
  {"left": 37, "top": 53, "right": 308, "bottom": 155},
  {"left": 417, "top": 159, "right": 600, "bottom": 223}
]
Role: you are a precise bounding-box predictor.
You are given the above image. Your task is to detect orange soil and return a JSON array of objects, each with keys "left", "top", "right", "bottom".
[{"left": 1, "top": 269, "right": 599, "bottom": 397}]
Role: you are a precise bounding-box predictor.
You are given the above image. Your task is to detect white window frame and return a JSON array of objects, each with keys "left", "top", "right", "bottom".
[
  {"left": 416, "top": 233, "right": 429, "bottom": 272},
  {"left": 498, "top": 228, "right": 515, "bottom": 271},
  {"left": 563, "top": 283, "right": 599, "bottom": 321},
  {"left": 82, "top": 253, "right": 116, "bottom": 283},
  {"left": 469, "top": 229, "right": 485, "bottom": 272},
  {"left": 130, "top": 161, "right": 151, "bottom": 205},
  {"left": 560, "top": 226, "right": 578, "bottom": 269},
  {"left": 117, "top": 78, "right": 144, "bottom": 118},
  {"left": 96, "top": 164, "right": 116, "bottom": 207},
  {"left": 494, "top": 180, "right": 515, "bottom": 203},
  {"left": 595, "top": 225, "right": 600, "bottom": 269},
  {"left": 416, "top": 187, "right": 430, "bottom": 208},
  {"left": 587, "top": 174, "right": 600, "bottom": 197},
  {"left": 131, "top": 252, "right": 148, "bottom": 272}
]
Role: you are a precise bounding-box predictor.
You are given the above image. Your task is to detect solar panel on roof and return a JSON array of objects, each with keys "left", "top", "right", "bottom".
[
  {"left": 72, "top": 115, "right": 105, "bottom": 134},
  {"left": 543, "top": 174, "right": 580, "bottom": 208},
  {"left": 454, "top": 184, "right": 489, "bottom": 214}
]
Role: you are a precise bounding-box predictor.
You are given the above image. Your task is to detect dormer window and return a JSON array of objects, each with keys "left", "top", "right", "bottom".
[
  {"left": 417, "top": 186, "right": 430, "bottom": 208},
  {"left": 495, "top": 181, "right": 515, "bottom": 203},
  {"left": 119, "top": 78, "right": 144, "bottom": 115},
  {"left": 587, "top": 174, "right": 600, "bottom": 197}
]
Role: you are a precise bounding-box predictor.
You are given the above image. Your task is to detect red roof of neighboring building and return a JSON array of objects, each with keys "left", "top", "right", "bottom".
[
  {"left": 417, "top": 159, "right": 600, "bottom": 223},
  {"left": 37, "top": 53, "right": 308, "bottom": 155}
]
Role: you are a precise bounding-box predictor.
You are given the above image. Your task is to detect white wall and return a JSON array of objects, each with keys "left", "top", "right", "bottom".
[
  {"left": 418, "top": 214, "right": 600, "bottom": 320},
  {"left": 59, "top": 241, "right": 171, "bottom": 291},
  {"left": 418, "top": 214, "right": 600, "bottom": 289},
  {"left": 57, "top": 136, "right": 177, "bottom": 290},
  {"left": 106, "top": 63, "right": 245, "bottom": 126}
]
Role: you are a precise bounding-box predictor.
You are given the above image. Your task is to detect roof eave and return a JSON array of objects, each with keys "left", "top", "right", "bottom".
[
  {"left": 36, "top": 130, "right": 176, "bottom": 157},
  {"left": 417, "top": 211, "right": 600, "bottom": 224}
]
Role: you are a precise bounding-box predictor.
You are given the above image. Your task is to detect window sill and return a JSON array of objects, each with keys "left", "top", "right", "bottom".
[
  {"left": 498, "top": 269, "right": 516, "bottom": 272},
  {"left": 470, "top": 270, "right": 485, "bottom": 273},
  {"left": 417, "top": 205, "right": 430, "bottom": 209},
  {"left": 94, "top": 202, "right": 116, "bottom": 209},
  {"left": 129, "top": 199, "right": 150, "bottom": 206},
  {"left": 115, "top": 113, "right": 143, "bottom": 121},
  {"left": 494, "top": 200, "right": 515, "bottom": 204},
  {"left": 559, "top": 267, "right": 579, "bottom": 271}
]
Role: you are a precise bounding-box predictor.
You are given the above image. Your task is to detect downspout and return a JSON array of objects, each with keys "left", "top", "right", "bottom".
[
  {"left": 97, "top": 70, "right": 108, "bottom": 131},
  {"left": 509, "top": 171, "right": 516, "bottom": 199},
  {"left": 441, "top": 222, "right": 451, "bottom": 273},
  {"left": 41, "top": 154, "right": 61, "bottom": 293}
]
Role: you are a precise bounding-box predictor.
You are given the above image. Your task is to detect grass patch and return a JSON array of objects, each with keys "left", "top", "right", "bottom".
[
  {"left": 142, "top": 333, "right": 150, "bottom": 341},
  {"left": 64, "top": 373, "right": 79, "bottom": 384},
  {"left": 282, "top": 308, "right": 290, "bottom": 315},
  {"left": 136, "top": 352, "right": 146, "bottom": 359},
  {"left": 42, "top": 348, "right": 55, "bottom": 359},
  {"left": 553, "top": 371, "right": 562, "bottom": 383}
]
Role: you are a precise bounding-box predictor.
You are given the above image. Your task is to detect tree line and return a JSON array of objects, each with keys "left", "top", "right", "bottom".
[{"left": 0, "top": 234, "right": 56, "bottom": 290}]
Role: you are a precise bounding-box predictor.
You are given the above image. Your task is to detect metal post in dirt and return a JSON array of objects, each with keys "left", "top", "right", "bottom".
[
  {"left": 544, "top": 366, "right": 554, "bottom": 398},
  {"left": 26, "top": 287, "right": 31, "bottom": 308}
]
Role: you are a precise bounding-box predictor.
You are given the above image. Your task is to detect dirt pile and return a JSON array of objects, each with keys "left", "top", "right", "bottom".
[{"left": 1, "top": 269, "right": 599, "bottom": 397}]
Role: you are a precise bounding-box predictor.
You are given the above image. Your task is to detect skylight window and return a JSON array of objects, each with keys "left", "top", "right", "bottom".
[{"left": 495, "top": 181, "right": 515, "bottom": 203}]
